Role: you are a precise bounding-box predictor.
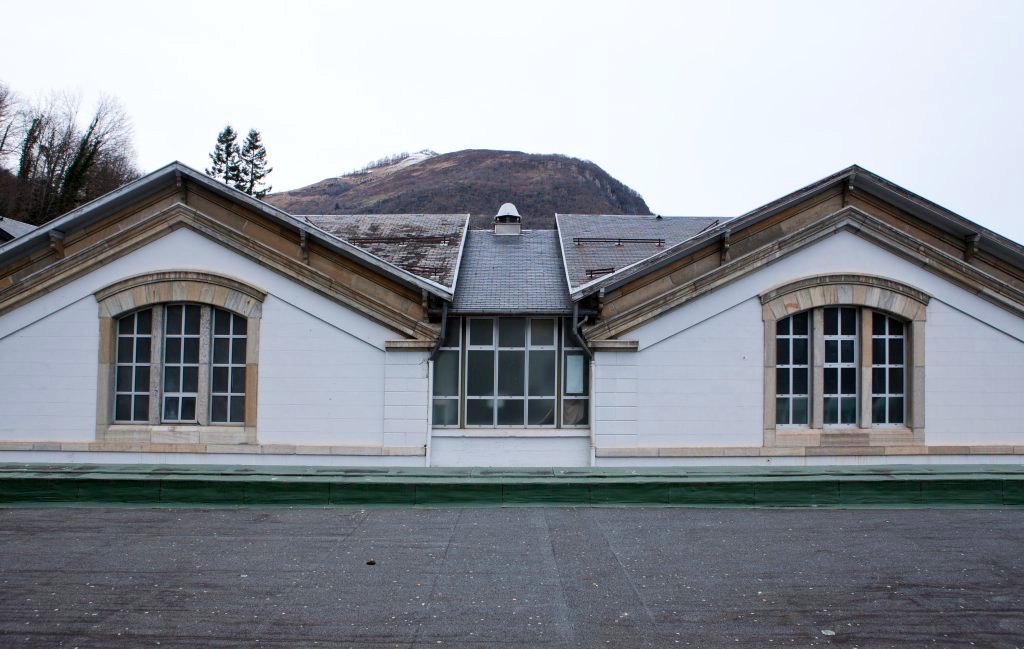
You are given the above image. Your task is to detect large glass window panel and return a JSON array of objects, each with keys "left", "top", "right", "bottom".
[
  {"left": 433, "top": 350, "right": 459, "bottom": 396},
  {"left": 528, "top": 350, "right": 556, "bottom": 397},
  {"left": 563, "top": 398, "right": 588, "bottom": 426},
  {"left": 432, "top": 398, "right": 459, "bottom": 426},
  {"left": 822, "top": 307, "right": 857, "bottom": 426},
  {"left": 870, "top": 312, "right": 906, "bottom": 425},
  {"left": 114, "top": 309, "right": 154, "bottom": 423},
  {"left": 498, "top": 318, "right": 526, "bottom": 348},
  {"left": 530, "top": 319, "right": 555, "bottom": 346},
  {"left": 565, "top": 352, "right": 587, "bottom": 395},
  {"left": 210, "top": 308, "right": 247, "bottom": 424},
  {"left": 528, "top": 399, "right": 555, "bottom": 426},
  {"left": 497, "top": 399, "right": 525, "bottom": 425},
  {"left": 467, "top": 350, "right": 494, "bottom": 396},
  {"left": 775, "top": 311, "right": 810, "bottom": 426},
  {"left": 469, "top": 318, "right": 493, "bottom": 346},
  {"left": 497, "top": 351, "right": 525, "bottom": 396},
  {"left": 466, "top": 399, "right": 494, "bottom": 425}
]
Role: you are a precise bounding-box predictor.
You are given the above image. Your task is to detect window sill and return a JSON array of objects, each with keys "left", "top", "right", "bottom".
[
  {"left": 772, "top": 426, "right": 921, "bottom": 448},
  {"left": 98, "top": 424, "right": 255, "bottom": 445},
  {"left": 431, "top": 428, "right": 590, "bottom": 438}
]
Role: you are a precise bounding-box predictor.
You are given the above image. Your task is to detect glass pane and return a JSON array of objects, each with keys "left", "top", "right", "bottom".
[
  {"left": 166, "top": 305, "right": 181, "bottom": 334},
  {"left": 565, "top": 353, "right": 585, "bottom": 395},
  {"left": 823, "top": 397, "right": 838, "bottom": 424},
  {"left": 432, "top": 399, "right": 459, "bottom": 426},
  {"left": 498, "top": 318, "right": 526, "bottom": 347},
  {"left": 840, "top": 398, "right": 857, "bottom": 424},
  {"left": 824, "top": 308, "right": 837, "bottom": 336},
  {"left": 793, "top": 312, "right": 808, "bottom": 335},
  {"left": 841, "top": 367, "right": 856, "bottom": 395},
  {"left": 118, "top": 316, "right": 133, "bottom": 335},
  {"left": 183, "top": 338, "right": 199, "bottom": 364},
  {"left": 165, "top": 339, "right": 181, "bottom": 364},
  {"left": 776, "top": 368, "right": 790, "bottom": 395},
  {"left": 776, "top": 317, "right": 790, "bottom": 336},
  {"left": 889, "top": 339, "right": 904, "bottom": 365},
  {"left": 211, "top": 395, "right": 228, "bottom": 423},
  {"left": 233, "top": 315, "right": 246, "bottom": 335},
  {"left": 825, "top": 340, "right": 837, "bottom": 364},
  {"left": 163, "top": 397, "right": 179, "bottom": 420},
  {"left": 824, "top": 368, "right": 837, "bottom": 395},
  {"left": 232, "top": 339, "right": 246, "bottom": 364},
  {"left": 136, "top": 309, "right": 152, "bottom": 334},
  {"left": 135, "top": 337, "right": 151, "bottom": 363},
  {"left": 528, "top": 399, "right": 555, "bottom": 426},
  {"left": 872, "top": 339, "right": 886, "bottom": 365},
  {"left": 889, "top": 397, "right": 904, "bottom": 424},
  {"left": 214, "top": 309, "right": 231, "bottom": 335},
  {"left": 840, "top": 340, "right": 855, "bottom": 363},
  {"left": 212, "top": 367, "right": 228, "bottom": 393},
  {"left": 466, "top": 350, "right": 494, "bottom": 396},
  {"left": 180, "top": 397, "right": 196, "bottom": 421},
  {"left": 530, "top": 319, "right": 555, "bottom": 346},
  {"left": 117, "top": 337, "right": 133, "bottom": 363},
  {"left": 466, "top": 399, "right": 494, "bottom": 425},
  {"left": 182, "top": 366, "right": 199, "bottom": 393},
  {"left": 496, "top": 399, "right": 524, "bottom": 425},
  {"left": 841, "top": 308, "right": 856, "bottom": 335},
  {"left": 469, "top": 319, "right": 493, "bottom": 346},
  {"left": 776, "top": 397, "right": 790, "bottom": 425},
  {"left": 116, "top": 366, "right": 132, "bottom": 391},
  {"left": 497, "top": 350, "right": 525, "bottom": 396},
  {"left": 115, "top": 395, "right": 131, "bottom": 421},
  {"left": 213, "top": 338, "right": 229, "bottom": 364},
  {"left": 873, "top": 397, "right": 886, "bottom": 423},
  {"left": 872, "top": 368, "right": 886, "bottom": 392},
  {"left": 890, "top": 319, "right": 904, "bottom": 336},
  {"left": 229, "top": 397, "right": 244, "bottom": 423},
  {"left": 134, "top": 366, "right": 150, "bottom": 392},
  {"left": 872, "top": 312, "right": 885, "bottom": 335},
  {"left": 563, "top": 399, "right": 588, "bottom": 426},
  {"left": 890, "top": 368, "right": 904, "bottom": 394},
  {"left": 163, "top": 366, "right": 180, "bottom": 392},
  {"left": 134, "top": 396, "right": 149, "bottom": 421},
  {"left": 792, "top": 397, "right": 808, "bottom": 425},
  {"left": 184, "top": 305, "right": 201, "bottom": 334},
  {"left": 433, "top": 350, "right": 459, "bottom": 396},
  {"left": 792, "top": 338, "right": 808, "bottom": 365},
  {"left": 441, "top": 318, "right": 460, "bottom": 348},
  {"left": 793, "top": 368, "right": 808, "bottom": 395},
  {"left": 528, "top": 351, "right": 556, "bottom": 396},
  {"left": 231, "top": 367, "right": 246, "bottom": 393},
  {"left": 776, "top": 339, "right": 789, "bottom": 363}
]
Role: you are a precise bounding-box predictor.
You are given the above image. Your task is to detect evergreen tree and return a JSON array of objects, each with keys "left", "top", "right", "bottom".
[
  {"left": 236, "top": 128, "right": 272, "bottom": 199},
  {"left": 205, "top": 125, "right": 241, "bottom": 187}
]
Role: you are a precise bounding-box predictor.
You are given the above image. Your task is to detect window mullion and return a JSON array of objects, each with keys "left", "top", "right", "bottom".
[
  {"left": 197, "top": 306, "right": 212, "bottom": 426},
  {"left": 148, "top": 306, "right": 164, "bottom": 425},
  {"left": 860, "top": 309, "right": 873, "bottom": 427},
  {"left": 811, "top": 309, "right": 824, "bottom": 429}
]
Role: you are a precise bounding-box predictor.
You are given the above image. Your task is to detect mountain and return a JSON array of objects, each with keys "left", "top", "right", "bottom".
[{"left": 265, "top": 149, "right": 652, "bottom": 229}]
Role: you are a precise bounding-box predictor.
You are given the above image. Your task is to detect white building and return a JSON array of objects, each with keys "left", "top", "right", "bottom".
[{"left": 1, "top": 163, "right": 1022, "bottom": 467}]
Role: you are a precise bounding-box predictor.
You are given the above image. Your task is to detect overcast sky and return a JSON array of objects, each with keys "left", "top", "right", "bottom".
[{"left": 3, "top": 1, "right": 1023, "bottom": 240}]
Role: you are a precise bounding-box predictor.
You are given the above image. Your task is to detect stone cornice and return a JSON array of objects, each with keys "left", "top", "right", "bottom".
[{"left": 585, "top": 206, "right": 1024, "bottom": 341}]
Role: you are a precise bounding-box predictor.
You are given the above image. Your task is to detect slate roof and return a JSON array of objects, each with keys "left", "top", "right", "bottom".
[
  {"left": 452, "top": 230, "right": 572, "bottom": 314},
  {"left": 303, "top": 214, "right": 469, "bottom": 290},
  {"left": 0, "top": 216, "right": 35, "bottom": 242},
  {"left": 556, "top": 214, "right": 725, "bottom": 292}
]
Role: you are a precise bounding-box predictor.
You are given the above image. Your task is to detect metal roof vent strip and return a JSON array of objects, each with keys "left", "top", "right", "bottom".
[{"left": 493, "top": 202, "right": 522, "bottom": 236}]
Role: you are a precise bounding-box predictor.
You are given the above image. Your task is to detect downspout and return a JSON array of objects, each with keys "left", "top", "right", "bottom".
[
  {"left": 571, "top": 302, "right": 596, "bottom": 466},
  {"left": 425, "top": 301, "right": 449, "bottom": 468}
]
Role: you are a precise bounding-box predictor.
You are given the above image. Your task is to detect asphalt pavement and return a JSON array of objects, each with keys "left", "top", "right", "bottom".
[{"left": 0, "top": 507, "right": 1022, "bottom": 648}]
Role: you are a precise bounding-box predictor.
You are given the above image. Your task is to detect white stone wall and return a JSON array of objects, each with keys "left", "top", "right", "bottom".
[
  {"left": 925, "top": 300, "right": 1024, "bottom": 445},
  {"left": 430, "top": 435, "right": 590, "bottom": 467},
  {"left": 0, "top": 296, "right": 99, "bottom": 442},
  {"left": 0, "top": 227, "right": 429, "bottom": 453},
  {"left": 592, "top": 230, "right": 1024, "bottom": 452}
]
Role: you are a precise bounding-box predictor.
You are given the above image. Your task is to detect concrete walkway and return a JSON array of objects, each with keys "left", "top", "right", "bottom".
[{"left": 1, "top": 463, "right": 1023, "bottom": 507}]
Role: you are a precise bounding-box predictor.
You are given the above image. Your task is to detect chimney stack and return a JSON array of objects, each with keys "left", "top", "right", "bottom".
[{"left": 493, "top": 203, "right": 521, "bottom": 235}]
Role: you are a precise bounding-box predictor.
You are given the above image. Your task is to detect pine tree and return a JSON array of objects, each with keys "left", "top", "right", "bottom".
[
  {"left": 236, "top": 128, "right": 272, "bottom": 199},
  {"left": 205, "top": 125, "right": 241, "bottom": 187}
]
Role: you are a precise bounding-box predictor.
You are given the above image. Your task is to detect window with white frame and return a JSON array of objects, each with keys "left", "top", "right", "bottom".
[
  {"left": 774, "top": 308, "right": 906, "bottom": 428},
  {"left": 431, "top": 316, "right": 590, "bottom": 428},
  {"left": 114, "top": 303, "right": 247, "bottom": 425}
]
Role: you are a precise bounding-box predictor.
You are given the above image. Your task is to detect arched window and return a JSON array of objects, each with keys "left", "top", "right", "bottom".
[
  {"left": 96, "top": 272, "right": 264, "bottom": 443},
  {"left": 761, "top": 275, "right": 927, "bottom": 448}
]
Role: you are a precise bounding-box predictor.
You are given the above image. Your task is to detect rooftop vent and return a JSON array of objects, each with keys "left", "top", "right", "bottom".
[{"left": 493, "top": 202, "right": 521, "bottom": 236}]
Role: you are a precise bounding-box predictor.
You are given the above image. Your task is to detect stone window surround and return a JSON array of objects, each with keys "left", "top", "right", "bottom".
[
  {"left": 760, "top": 274, "right": 928, "bottom": 449},
  {"left": 95, "top": 271, "right": 264, "bottom": 445}
]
